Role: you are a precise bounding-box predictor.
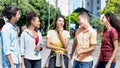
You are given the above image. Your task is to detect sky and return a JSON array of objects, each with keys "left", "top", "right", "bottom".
[{"left": 70, "top": 0, "right": 80, "bottom": 10}]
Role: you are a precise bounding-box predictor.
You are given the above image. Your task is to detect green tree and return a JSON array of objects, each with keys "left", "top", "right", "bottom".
[
  {"left": 65, "top": 7, "right": 103, "bottom": 32},
  {"left": 18, "top": 0, "right": 37, "bottom": 26},
  {"left": 100, "top": 0, "right": 120, "bottom": 15},
  {"left": 30, "top": 0, "right": 61, "bottom": 35},
  {"left": 0, "top": 0, "right": 37, "bottom": 36},
  {"left": 90, "top": 18, "right": 103, "bottom": 31},
  {"left": 66, "top": 13, "right": 78, "bottom": 24},
  {"left": 0, "top": 0, "right": 61, "bottom": 35},
  {"left": 65, "top": 7, "right": 90, "bottom": 26}
]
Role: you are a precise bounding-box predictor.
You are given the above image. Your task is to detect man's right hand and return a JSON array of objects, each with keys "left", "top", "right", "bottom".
[
  {"left": 70, "top": 53, "right": 73, "bottom": 60},
  {"left": 11, "top": 64, "right": 15, "bottom": 68},
  {"left": 21, "top": 64, "right": 25, "bottom": 68}
]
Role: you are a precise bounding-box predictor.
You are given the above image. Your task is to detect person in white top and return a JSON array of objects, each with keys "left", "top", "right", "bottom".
[
  {"left": 20, "top": 11, "right": 44, "bottom": 68},
  {"left": 1, "top": 5, "right": 21, "bottom": 68}
]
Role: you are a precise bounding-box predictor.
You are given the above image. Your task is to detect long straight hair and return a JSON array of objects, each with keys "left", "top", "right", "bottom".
[{"left": 105, "top": 13, "right": 120, "bottom": 40}]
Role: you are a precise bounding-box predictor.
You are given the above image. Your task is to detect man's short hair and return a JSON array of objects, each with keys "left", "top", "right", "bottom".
[{"left": 78, "top": 12, "right": 89, "bottom": 20}]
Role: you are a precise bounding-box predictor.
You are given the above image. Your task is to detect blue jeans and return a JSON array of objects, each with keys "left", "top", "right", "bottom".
[
  {"left": 24, "top": 58, "right": 41, "bottom": 68},
  {"left": 96, "top": 61, "right": 116, "bottom": 68},
  {"left": 2, "top": 62, "right": 20, "bottom": 68},
  {"left": 73, "top": 60, "right": 93, "bottom": 68}
]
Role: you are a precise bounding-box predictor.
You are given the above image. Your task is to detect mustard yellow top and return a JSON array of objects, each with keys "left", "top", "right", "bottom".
[{"left": 46, "top": 30, "right": 70, "bottom": 53}]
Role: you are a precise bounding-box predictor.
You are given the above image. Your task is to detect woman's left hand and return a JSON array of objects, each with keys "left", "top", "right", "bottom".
[
  {"left": 21, "top": 64, "right": 25, "bottom": 68},
  {"left": 106, "top": 62, "right": 111, "bottom": 68},
  {"left": 35, "top": 45, "right": 42, "bottom": 51}
]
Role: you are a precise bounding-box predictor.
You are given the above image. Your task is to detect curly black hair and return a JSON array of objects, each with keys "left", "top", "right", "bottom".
[
  {"left": 26, "top": 11, "right": 38, "bottom": 27},
  {"left": 2, "top": 5, "right": 19, "bottom": 20}
]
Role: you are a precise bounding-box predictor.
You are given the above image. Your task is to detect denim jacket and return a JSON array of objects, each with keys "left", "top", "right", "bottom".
[{"left": 1, "top": 22, "right": 21, "bottom": 64}]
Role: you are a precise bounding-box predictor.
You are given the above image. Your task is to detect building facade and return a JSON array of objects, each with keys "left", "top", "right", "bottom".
[
  {"left": 46, "top": 0, "right": 74, "bottom": 16},
  {"left": 80, "top": 0, "right": 108, "bottom": 18}
]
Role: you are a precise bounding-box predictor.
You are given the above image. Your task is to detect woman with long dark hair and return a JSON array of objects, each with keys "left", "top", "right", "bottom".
[
  {"left": 95, "top": 13, "right": 120, "bottom": 68},
  {"left": 44, "top": 15, "right": 71, "bottom": 68}
]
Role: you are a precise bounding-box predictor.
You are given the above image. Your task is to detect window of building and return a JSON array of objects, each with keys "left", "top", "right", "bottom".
[
  {"left": 97, "top": 0, "right": 100, "bottom": 4},
  {"left": 97, "top": 6, "right": 100, "bottom": 10},
  {"left": 105, "top": 0, "right": 108, "bottom": 4},
  {"left": 97, "top": 12, "right": 100, "bottom": 17},
  {"left": 87, "top": 2, "right": 89, "bottom": 7}
]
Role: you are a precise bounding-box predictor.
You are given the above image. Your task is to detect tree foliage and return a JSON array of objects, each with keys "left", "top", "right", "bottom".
[
  {"left": 65, "top": 7, "right": 103, "bottom": 32},
  {"left": 90, "top": 18, "right": 103, "bottom": 31},
  {"left": 65, "top": 12, "right": 78, "bottom": 24},
  {"left": 30, "top": 0, "right": 61, "bottom": 33},
  {"left": 0, "top": 0, "right": 61, "bottom": 35},
  {"left": 100, "top": 0, "right": 120, "bottom": 15}
]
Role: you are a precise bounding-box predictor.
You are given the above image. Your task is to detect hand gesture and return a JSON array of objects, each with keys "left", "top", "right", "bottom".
[
  {"left": 106, "top": 62, "right": 111, "bottom": 68},
  {"left": 35, "top": 45, "right": 42, "bottom": 51}
]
